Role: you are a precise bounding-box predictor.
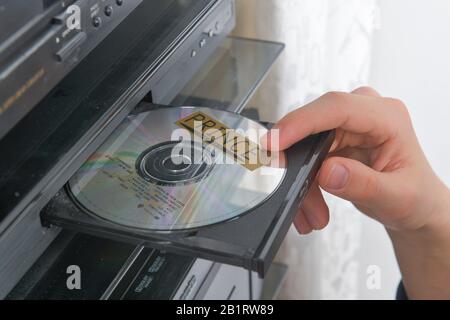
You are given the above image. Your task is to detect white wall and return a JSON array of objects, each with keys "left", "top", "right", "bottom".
[
  {"left": 370, "top": 0, "right": 450, "bottom": 186},
  {"left": 361, "top": 0, "right": 450, "bottom": 298}
]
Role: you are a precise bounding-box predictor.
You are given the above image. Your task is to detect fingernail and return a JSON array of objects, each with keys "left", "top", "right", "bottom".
[{"left": 325, "top": 164, "right": 349, "bottom": 189}]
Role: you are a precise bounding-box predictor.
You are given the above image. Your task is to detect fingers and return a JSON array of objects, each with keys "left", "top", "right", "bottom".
[
  {"left": 317, "top": 156, "right": 399, "bottom": 207},
  {"left": 263, "top": 89, "right": 397, "bottom": 151},
  {"left": 301, "top": 182, "right": 330, "bottom": 230},
  {"left": 294, "top": 181, "right": 330, "bottom": 234},
  {"left": 294, "top": 208, "right": 313, "bottom": 234},
  {"left": 351, "top": 86, "right": 381, "bottom": 97},
  {"left": 329, "top": 146, "right": 372, "bottom": 166}
]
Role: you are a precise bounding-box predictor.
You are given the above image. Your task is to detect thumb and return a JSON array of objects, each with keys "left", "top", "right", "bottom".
[{"left": 318, "top": 157, "right": 396, "bottom": 206}]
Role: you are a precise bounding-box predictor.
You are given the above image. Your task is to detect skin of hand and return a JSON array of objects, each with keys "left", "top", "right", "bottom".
[{"left": 262, "top": 87, "right": 450, "bottom": 299}]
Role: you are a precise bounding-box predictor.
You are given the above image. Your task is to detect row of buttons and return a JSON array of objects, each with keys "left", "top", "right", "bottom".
[
  {"left": 92, "top": 0, "right": 124, "bottom": 28},
  {"left": 190, "top": 28, "right": 216, "bottom": 58}
]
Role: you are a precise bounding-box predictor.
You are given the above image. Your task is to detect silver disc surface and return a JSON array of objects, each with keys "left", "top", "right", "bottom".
[{"left": 68, "top": 107, "right": 286, "bottom": 231}]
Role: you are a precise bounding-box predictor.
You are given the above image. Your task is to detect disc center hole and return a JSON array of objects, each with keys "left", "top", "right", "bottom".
[{"left": 162, "top": 154, "right": 192, "bottom": 172}]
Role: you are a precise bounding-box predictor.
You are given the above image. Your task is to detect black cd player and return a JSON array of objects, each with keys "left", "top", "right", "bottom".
[{"left": 0, "top": 0, "right": 142, "bottom": 139}]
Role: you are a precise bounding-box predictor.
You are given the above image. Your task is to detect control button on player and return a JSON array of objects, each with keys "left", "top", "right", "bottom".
[
  {"left": 92, "top": 16, "right": 102, "bottom": 28},
  {"left": 55, "top": 32, "right": 87, "bottom": 62},
  {"left": 52, "top": 13, "right": 65, "bottom": 25},
  {"left": 199, "top": 38, "right": 206, "bottom": 48},
  {"left": 116, "top": 0, "right": 123, "bottom": 6},
  {"left": 104, "top": 5, "right": 113, "bottom": 17}
]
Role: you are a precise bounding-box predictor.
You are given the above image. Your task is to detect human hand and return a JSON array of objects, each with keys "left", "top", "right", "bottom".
[{"left": 263, "top": 87, "right": 449, "bottom": 235}]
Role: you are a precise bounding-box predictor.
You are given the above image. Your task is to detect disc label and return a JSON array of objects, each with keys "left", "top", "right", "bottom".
[{"left": 175, "top": 111, "right": 264, "bottom": 171}]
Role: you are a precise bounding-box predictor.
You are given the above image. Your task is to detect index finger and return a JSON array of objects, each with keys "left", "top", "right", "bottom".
[{"left": 265, "top": 92, "right": 398, "bottom": 151}]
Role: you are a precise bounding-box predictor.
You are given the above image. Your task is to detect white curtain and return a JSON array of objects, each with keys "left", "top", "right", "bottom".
[{"left": 233, "top": 0, "right": 382, "bottom": 299}]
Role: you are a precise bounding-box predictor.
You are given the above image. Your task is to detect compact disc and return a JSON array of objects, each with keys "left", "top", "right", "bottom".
[{"left": 67, "top": 107, "right": 286, "bottom": 232}]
